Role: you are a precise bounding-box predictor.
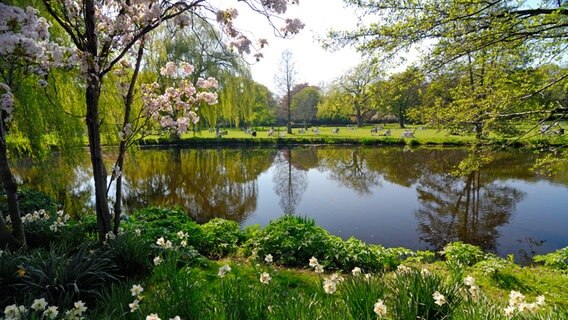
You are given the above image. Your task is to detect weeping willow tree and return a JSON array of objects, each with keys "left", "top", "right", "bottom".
[{"left": 217, "top": 72, "right": 258, "bottom": 128}]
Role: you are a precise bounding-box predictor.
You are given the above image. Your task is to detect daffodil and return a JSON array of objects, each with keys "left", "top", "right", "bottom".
[
  {"left": 260, "top": 272, "right": 271, "bottom": 284},
  {"left": 351, "top": 267, "right": 362, "bottom": 276},
  {"left": 31, "top": 298, "right": 48, "bottom": 311},
  {"left": 373, "top": 299, "right": 387, "bottom": 317},
  {"left": 433, "top": 291, "right": 446, "bottom": 306},
  {"left": 218, "top": 264, "right": 231, "bottom": 277}
]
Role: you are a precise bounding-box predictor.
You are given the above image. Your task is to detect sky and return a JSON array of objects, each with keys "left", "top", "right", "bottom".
[{"left": 214, "top": 0, "right": 363, "bottom": 93}]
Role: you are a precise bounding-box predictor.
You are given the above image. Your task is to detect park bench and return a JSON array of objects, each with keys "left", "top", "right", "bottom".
[{"left": 402, "top": 129, "right": 415, "bottom": 138}]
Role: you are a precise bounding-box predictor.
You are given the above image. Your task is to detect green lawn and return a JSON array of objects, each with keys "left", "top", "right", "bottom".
[{"left": 140, "top": 124, "right": 567, "bottom": 147}]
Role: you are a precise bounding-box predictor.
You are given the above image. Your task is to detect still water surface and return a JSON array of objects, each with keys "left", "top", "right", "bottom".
[{"left": 13, "top": 146, "right": 568, "bottom": 258}]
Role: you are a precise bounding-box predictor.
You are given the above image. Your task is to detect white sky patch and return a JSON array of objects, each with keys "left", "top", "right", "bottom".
[{"left": 212, "top": 0, "right": 362, "bottom": 93}]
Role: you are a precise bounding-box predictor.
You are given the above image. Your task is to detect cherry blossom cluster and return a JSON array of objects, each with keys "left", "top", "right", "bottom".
[
  {"left": 0, "top": 3, "right": 74, "bottom": 69},
  {"left": 215, "top": 1, "right": 304, "bottom": 55},
  {"left": 0, "top": 4, "right": 50, "bottom": 62},
  {"left": 262, "top": 0, "right": 298, "bottom": 14},
  {"left": 0, "top": 3, "right": 75, "bottom": 124},
  {"left": 142, "top": 62, "right": 218, "bottom": 135}
]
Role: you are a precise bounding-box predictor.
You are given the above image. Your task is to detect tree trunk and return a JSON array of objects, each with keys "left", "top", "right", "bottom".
[
  {"left": 86, "top": 77, "right": 112, "bottom": 241},
  {"left": 287, "top": 91, "right": 292, "bottom": 134},
  {"left": 355, "top": 102, "right": 362, "bottom": 127},
  {"left": 0, "top": 118, "right": 25, "bottom": 249},
  {"left": 113, "top": 159, "right": 124, "bottom": 234},
  {"left": 113, "top": 39, "right": 145, "bottom": 234},
  {"left": 85, "top": 0, "right": 111, "bottom": 241},
  {"left": 398, "top": 105, "right": 406, "bottom": 128}
]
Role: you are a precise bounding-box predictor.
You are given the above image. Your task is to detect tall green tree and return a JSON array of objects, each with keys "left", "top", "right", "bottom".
[
  {"left": 292, "top": 85, "right": 320, "bottom": 128},
  {"left": 379, "top": 66, "right": 424, "bottom": 128},
  {"left": 339, "top": 61, "right": 379, "bottom": 127},
  {"left": 250, "top": 82, "right": 277, "bottom": 126},
  {"left": 316, "top": 83, "right": 353, "bottom": 123},
  {"left": 327, "top": 0, "right": 568, "bottom": 122}
]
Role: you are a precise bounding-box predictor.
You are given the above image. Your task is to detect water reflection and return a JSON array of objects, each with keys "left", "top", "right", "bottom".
[
  {"left": 123, "top": 148, "right": 276, "bottom": 222},
  {"left": 319, "top": 148, "right": 382, "bottom": 195},
  {"left": 9, "top": 146, "right": 568, "bottom": 255},
  {"left": 272, "top": 148, "right": 308, "bottom": 214},
  {"left": 416, "top": 171, "right": 525, "bottom": 252}
]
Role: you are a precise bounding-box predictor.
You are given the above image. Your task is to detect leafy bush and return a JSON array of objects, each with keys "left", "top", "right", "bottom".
[
  {"left": 0, "top": 188, "right": 58, "bottom": 216},
  {"left": 440, "top": 242, "right": 485, "bottom": 266},
  {"left": 534, "top": 246, "right": 568, "bottom": 271},
  {"left": 330, "top": 237, "right": 404, "bottom": 273},
  {"left": 17, "top": 243, "right": 118, "bottom": 309},
  {"left": 0, "top": 189, "right": 60, "bottom": 248},
  {"left": 245, "top": 216, "right": 334, "bottom": 268},
  {"left": 126, "top": 207, "right": 204, "bottom": 247},
  {"left": 406, "top": 250, "right": 437, "bottom": 263},
  {"left": 200, "top": 218, "right": 244, "bottom": 259}
]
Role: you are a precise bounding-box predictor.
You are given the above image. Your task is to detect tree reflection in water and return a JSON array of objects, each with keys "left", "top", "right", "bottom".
[
  {"left": 123, "top": 148, "right": 276, "bottom": 223},
  {"left": 9, "top": 146, "right": 566, "bottom": 256},
  {"left": 272, "top": 148, "right": 308, "bottom": 215},
  {"left": 319, "top": 148, "right": 382, "bottom": 195},
  {"left": 416, "top": 169, "right": 525, "bottom": 253}
]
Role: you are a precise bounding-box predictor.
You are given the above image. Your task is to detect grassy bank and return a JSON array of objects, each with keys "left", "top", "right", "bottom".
[
  {"left": 139, "top": 124, "right": 568, "bottom": 149},
  {"left": 2, "top": 206, "right": 567, "bottom": 319}
]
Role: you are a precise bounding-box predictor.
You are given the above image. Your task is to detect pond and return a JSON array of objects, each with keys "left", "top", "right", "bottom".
[{"left": 12, "top": 146, "right": 568, "bottom": 260}]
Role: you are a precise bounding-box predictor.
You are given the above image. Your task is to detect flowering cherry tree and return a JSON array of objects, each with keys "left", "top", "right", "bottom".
[
  {"left": 40, "top": 0, "right": 303, "bottom": 241},
  {"left": 143, "top": 61, "right": 218, "bottom": 135},
  {"left": 106, "top": 58, "right": 219, "bottom": 231},
  {"left": 0, "top": 3, "right": 73, "bottom": 248}
]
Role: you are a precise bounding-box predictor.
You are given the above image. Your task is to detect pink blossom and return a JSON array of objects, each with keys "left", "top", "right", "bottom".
[
  {"left": 180, "top": 62, "right": 194, "bottom": 75},
  {"left": 197, "top": 92, "right": 218, "bottom": 105},
  {"left": 263, "top": 0, "right": 288, "bottom": 14},
  {"left": 160, "top": 62, "right": 177, "bottom": 77},
  {"left": 282, "top": 18, "right": 305, "bottom": 35},
  {"left": 230, "top": 35, "right": 252, "bottom": 54}
]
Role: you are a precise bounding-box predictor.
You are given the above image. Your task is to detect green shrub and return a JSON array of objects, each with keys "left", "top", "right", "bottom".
[
  {"left": 200, "top": 218, "right": 244, "bottom": 259},
  {"left": 534, "top": 247, "right": 568, "bottom": 271},
  {"left": 330, "top": 237, "right": 404, "bottom": 273},
  {"left": 0, "top": 189, "right": 60, "bottom": 249},
  {"left": 0, "top": 188, "right": 58, "bottom": 216},
  {"left": 406, "top": 250, "right": 437, "bottom": 263},
  {"left": 441, "top": 242, "right": 485, "bottom": 266},
  {"left": 126, "top": 207, "right": 204, "bottom": 247},
  {"left": 245, "top": 216, "right": 334, "bottom": 268}
]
